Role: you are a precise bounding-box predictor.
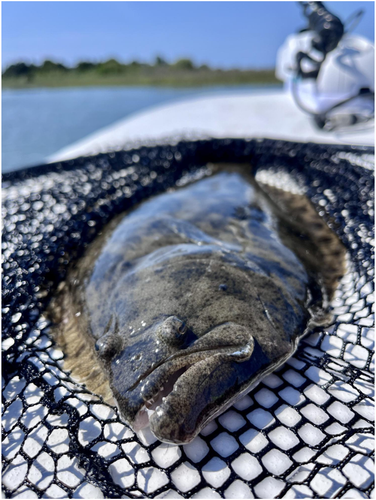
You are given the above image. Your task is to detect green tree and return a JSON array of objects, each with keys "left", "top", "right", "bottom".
[
  {"left": 96, "top": 58, "right": 126, "bottom": 75},
  {"left": 155, "top": 55, "right": 168, "bottom": 66},
  {"left": 3, "top": 62, "right": 32, "bottom": 77},
  {"left": 173, "top": 58, "right": 195, "bottom": 70},
  {"left": 39, "top": 60, "right": 68, "bottom": 72},
  {"left": 76, "top": 61, "right": 96, "bottom": 72}
]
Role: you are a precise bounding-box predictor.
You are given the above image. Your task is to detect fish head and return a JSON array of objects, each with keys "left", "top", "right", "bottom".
[{"left": 95, "top": 312, "right": 272, "bottom": 444}]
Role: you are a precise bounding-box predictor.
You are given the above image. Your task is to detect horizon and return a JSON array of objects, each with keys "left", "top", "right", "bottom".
[
  {"left": 2, "top": 2, "right": 374, "bottom": 71},
  {"left": 2, "top": 56, "right": 277, "bottom": 72}
]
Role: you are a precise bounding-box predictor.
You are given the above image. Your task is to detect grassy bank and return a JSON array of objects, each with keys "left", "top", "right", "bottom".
[{"left": 3, "top": 59, "right": 279, "bottom": 89}]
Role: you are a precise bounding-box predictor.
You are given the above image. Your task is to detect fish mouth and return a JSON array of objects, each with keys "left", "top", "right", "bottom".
[
  {"left": 132, "top": 364, "right": 190, "bottom": 433},
  {"left": 126, "top": 328, "right": 255, "bottom": 442}
]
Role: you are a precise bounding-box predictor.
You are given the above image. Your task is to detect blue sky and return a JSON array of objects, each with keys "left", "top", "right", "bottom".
[{"left": 2, "top": 2, "right": 374, "bottom": 69}]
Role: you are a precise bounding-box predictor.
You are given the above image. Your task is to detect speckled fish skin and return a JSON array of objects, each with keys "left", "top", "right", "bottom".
[{"left": 64, "top": 171, "right": 316, "bottom": 444}]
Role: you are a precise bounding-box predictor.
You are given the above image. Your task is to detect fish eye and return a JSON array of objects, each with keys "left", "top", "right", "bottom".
[
  {"left": 157, "top": 316, "right": 188, "bottom": 346},
  {"left": 95, "top": 332, "right": 122, "bottom": 360}
]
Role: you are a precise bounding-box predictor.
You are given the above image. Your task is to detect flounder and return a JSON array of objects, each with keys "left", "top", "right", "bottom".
[{"left": 53, "top": 169, "right": 345, "bottom": 444}]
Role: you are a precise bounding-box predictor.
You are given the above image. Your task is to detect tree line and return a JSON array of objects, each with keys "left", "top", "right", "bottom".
[{"left": 2, "top": 57, "right": 214, "bottom": 78}]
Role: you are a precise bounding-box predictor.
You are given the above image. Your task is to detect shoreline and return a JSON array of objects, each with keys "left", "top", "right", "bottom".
[
  {"left": 3, "top": 81, "right": 280, "bottom": 90},
  {"left": 2, "top": 70, "right": 279, "bottom": 90},
  {"left": 2, "top": 82, "right": 283, "bottom": 92}
]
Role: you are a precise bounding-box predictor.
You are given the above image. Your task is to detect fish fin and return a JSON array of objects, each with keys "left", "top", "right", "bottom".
[
  {"left": 48, "top": 287, "right": 114, "bottom": 405},
  {"left": 258, "top": 182, "right": 347, "bottom": 303}
]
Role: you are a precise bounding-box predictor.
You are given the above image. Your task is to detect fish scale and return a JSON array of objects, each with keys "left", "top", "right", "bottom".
[{"left": 2, "top": 139, "right": 374, "bottom": 498}]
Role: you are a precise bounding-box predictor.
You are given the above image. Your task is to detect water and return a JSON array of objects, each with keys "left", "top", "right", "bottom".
[{"left": 2, "top": 85, "right": 281, "bottom": 173}]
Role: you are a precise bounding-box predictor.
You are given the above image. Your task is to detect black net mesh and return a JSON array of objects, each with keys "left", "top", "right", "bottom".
[{"left": 2, "top": 139, "right": 374, "bottom": 499}]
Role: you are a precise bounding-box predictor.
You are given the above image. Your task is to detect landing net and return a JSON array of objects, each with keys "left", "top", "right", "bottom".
[{"left": 2, "top": 139, "right": 374, "bottom": 499}]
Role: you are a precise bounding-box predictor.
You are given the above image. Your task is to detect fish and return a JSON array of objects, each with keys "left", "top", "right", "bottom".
[{"left": 52, "top": 167, "right": 345, "bottom": 444}]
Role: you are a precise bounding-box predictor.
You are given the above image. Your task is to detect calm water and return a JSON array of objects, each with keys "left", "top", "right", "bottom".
[{"left": 2, "top": 85, "right": 280, "bottom": 172}]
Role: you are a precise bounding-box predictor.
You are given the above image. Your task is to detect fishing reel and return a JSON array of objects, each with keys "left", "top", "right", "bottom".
[
  {"left": 296, "top": 1, "right": 345, "bottom": 80},
  {"left": 276, "top": 1, "right": 374, "bottom": 131}
]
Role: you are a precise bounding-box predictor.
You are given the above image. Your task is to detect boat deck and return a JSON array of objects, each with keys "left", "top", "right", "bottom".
[{"left": 49, "top": 89, "right": 374, "bottom": 163}]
